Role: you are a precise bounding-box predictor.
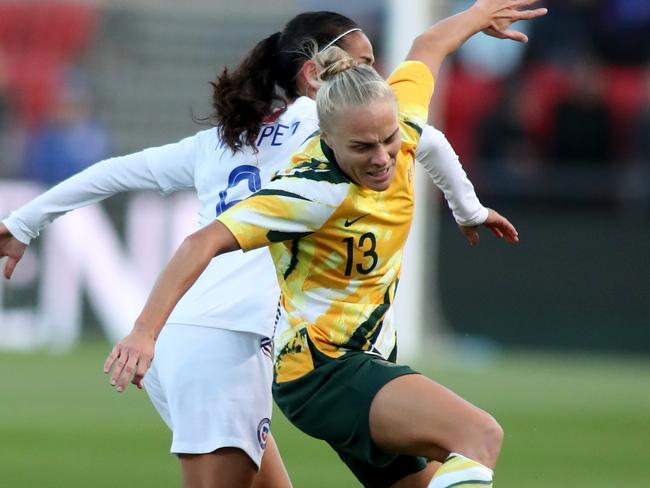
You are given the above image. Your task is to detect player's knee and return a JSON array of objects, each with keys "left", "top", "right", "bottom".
[{"left": 475, "top": 413, "right": 503, "bottom": 467}]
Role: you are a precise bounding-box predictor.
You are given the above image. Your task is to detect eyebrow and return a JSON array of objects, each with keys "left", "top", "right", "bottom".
[{"left": 349, "top": 127, "right": 400, "bottom": 145}]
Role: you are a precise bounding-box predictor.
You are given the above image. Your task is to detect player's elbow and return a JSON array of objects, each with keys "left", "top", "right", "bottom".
[
  {"left": 183, "top": 221, "right": 239, "bottom": 259},
  {"left": 179, "top": 229, "right": 217, "bottom": 263}
]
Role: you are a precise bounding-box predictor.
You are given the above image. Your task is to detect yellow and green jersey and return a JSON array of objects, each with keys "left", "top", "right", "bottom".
[{"left": 218, "top": 61, "right": 434, "bottom": 383}]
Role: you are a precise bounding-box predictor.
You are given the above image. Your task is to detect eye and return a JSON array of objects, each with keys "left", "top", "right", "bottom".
[
  {"left": 384, "top": 130, "right": 399, "bottom": 144},
  {"left": 350, "top": 144, "right": 371, "bottom": 153}
]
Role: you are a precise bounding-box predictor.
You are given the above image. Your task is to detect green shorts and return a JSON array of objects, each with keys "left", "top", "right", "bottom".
[{"left": 272, "top": 352, "right": 427, "bottom": 488}]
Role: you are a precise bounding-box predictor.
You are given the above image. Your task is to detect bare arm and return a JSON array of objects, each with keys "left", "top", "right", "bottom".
[
  {"left": 103, "top": 220, "right": 240, "bottom": 391},
  {"left": 407, "top": 0, "right": 547, "bottom": 78}
]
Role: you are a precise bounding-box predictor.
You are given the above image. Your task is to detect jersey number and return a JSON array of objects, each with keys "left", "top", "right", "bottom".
[
  {"left": 343, "top": 233, "right": 378, "bottom": 276},
  {"left": 216, "top": 165, "right": 262, "bottom": 217}
]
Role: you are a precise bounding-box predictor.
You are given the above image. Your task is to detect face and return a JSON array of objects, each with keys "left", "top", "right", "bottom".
[
  {"left": 323, "top": 98, "right": 401, "bottom": 192},
  {"left": 339, "top": 31, "right": 374, "bottom": 66}
]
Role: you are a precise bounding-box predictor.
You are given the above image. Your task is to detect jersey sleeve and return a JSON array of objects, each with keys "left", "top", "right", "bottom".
[
  {"left": 416, "top": 124, "right": 488, "bottom": 226},
  {"left": 143, "top": 130, "right": 209, "bottom": 194},
  {"left": 1, "top": 129, "right": 211, "bottom": 245},
  {"left": 387, "top": 60, "right": 435, "bottom": 146},
  {"left": 217, "top": 163, "right": 349, "bottom": 251},
  {"left": 2, "top": 151, "right": 161, "bottom": 245}
]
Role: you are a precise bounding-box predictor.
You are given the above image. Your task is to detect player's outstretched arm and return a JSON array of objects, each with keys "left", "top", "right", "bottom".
[
  {"left": 0, "top": 147, "right": 189, "bottom": 250},
  {"left": 407, "top": 0, "right": 547, "bottom": 78},
  {"left": 0, "top": 224, "right": 27, "bottom": 280},
  {"left": 459, "top": 208, "right": 519, "bottom": 246},
  {"left": 103, "top": 220, "right": 240, "bottom": 392},
  {"left": 416, "top": 124, "right": 489, "bottom": 227}
]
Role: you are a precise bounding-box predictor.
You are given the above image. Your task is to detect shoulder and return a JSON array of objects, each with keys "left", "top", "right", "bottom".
[
  {"left": 386, "top": 61, "right": 434, "bottom": 90},
  {"left": 281, "top": 97, "right": 318, "bottom": 122},
  {"left": 388, "top": 62, "right": 434, "bottom": 147},
  {"left": 266, "top": 141, "right": 350, "bottom": 208},
  {"left": 275, "top": 139, "right": 349, "bottom": 185}
]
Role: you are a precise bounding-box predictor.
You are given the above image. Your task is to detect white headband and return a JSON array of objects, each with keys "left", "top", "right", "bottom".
[{"left": 319, "top": 28, "right": 362, "bottom": 53}]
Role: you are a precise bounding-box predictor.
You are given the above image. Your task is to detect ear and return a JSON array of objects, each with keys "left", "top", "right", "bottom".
[
  {"left": 320, "top": 128, "right": 329, "bottom": 145},
  {"left": 299, "top": 60, "right": 321, "bottom": 99}
]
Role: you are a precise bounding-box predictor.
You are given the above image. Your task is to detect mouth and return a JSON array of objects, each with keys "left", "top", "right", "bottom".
[
  {"left": 367, "top": 166, "right": 391, "bottom": 178},
  {"left": 364, "top": 164, "right": 394, "bottom": 189}
]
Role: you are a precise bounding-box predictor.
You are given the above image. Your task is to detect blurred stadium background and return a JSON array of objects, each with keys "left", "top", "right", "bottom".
[{"left": 0, "top": 0, "right": 649, "bottom": 486}]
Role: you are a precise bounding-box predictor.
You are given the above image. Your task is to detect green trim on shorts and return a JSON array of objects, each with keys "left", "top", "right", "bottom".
[{"left": 273, "top": 351, "right": 427, "bottom": 487}]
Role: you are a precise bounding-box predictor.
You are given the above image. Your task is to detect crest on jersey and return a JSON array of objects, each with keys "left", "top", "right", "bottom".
[{"left": 257, "top": 418, "right": 271, "bottom": 449}]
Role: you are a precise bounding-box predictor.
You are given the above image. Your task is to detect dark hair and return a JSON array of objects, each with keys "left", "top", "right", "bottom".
[{"left": 209, "top": 11, "right": 359, "bottom": 153}]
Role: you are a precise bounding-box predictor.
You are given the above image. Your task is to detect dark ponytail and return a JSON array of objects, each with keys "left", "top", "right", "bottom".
[
  {"left": 208, "top": 12, "right": 360, "bottom": 153},
  {"left": 211, "top": 32, "right": 283, "bottom": 153}
]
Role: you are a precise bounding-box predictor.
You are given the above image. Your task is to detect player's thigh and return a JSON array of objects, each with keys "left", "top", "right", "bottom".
[
  {"left": 369, "top": 373, "right": 496, "bottom": 459},
  {"left": 179, "top": 448, "right": 257, "bottom": 488},
  {"left": 253, "top": 433, "right": 293, "bottom": 488}
]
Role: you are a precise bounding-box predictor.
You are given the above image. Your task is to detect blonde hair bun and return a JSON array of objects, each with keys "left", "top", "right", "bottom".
[{"left": 315, "top": 46, "right": 358, "bottom": 81}]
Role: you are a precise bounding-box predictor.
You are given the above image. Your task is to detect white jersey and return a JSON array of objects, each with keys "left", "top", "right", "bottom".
[
  {"left": 2, "top": 96, "right": 486, "bottom": 338},
  {"left": 147, "top": 97, "right": 320, "bottom": 334}
]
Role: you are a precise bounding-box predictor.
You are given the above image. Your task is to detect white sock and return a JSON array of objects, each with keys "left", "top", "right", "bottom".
[{"left": 427, "top": 452, "right": 494, "bottom": 487}]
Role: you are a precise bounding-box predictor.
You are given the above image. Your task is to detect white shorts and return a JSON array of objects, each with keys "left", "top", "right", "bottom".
[{"left": 143, "top": 324, "right": 273, "bottom": 468}]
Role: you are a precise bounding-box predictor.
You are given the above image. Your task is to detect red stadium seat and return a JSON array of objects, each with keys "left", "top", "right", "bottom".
[{"left": 0, "top": 2, "right": 97, "bottom": 125}]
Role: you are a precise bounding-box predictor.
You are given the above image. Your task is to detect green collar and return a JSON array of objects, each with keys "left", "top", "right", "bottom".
[{"left": 320, "top": 139, "right": 353, "bottom": 183}]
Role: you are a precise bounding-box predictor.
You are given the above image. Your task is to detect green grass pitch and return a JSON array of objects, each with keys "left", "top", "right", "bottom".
[{"left": 1, "top": 343, "right": 648, "bottom": 487}]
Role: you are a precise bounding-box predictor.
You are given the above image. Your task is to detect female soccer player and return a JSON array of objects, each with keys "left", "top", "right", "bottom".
[
  {"left": 101, "top": 1, "right": 545, "bottom": 487},
  {"left": 0, "top": 8, "right": 523, "bottom": 488}
]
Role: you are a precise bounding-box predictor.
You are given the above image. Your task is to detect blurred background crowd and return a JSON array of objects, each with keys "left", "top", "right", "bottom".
[
  {"left": 1, "top": 0, "right": 648, "bottom": 355},
  {"left": 1, "top": 0, "right": 649, "bottom": 207}
]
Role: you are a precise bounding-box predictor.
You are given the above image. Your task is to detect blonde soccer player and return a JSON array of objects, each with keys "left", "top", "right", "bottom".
[{"left": 101, "top": 1, "right": 545, "bottom": 487}]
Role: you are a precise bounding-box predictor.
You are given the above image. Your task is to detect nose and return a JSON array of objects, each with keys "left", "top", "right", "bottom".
[{"left": 370, "top": 146, "right": 390, "bottom": 167}]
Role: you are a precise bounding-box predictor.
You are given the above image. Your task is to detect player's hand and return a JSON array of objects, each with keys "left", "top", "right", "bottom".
[
  {"left": 0, "top": 223, "right": 28, "bottom": 280},
  {"left": 103, "top": 325, "right": 155, "bottom": 392},
  {"left": 459, "top": 208, "right": 519, "bottom": 246},
  {"left": 475, "top": 0, "right": 548, "bottom": 43}
]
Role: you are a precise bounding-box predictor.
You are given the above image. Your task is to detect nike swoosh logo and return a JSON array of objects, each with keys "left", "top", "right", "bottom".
[{"left": 344, "top": 214, "right": 370, "bottom": 227}]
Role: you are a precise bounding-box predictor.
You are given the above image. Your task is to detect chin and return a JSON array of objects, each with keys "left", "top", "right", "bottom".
[{"left": 367, "top": 181, "right": 391, "bottom": 191}]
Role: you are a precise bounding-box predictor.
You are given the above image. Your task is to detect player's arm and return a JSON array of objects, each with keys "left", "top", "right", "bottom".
[
  {"left": 0, "top": 224, "right": 27, "bottom": 279},
  {"left": 406, "top": 0, "right": 547, "bottom": 78},
  {"left": 415, "top": 125, "right": 518, "bottom": 245},
  {"left": 416, "top": 124, "right": 488, "bottom": 227},
  {"left": 0, "top": 136, "right": 197, "bottom": 279},
  {"left": 104, "top": 220, "right": 240, "bottom": 392},
  {"left": 104, "top": 172, "right": 344, "bottom": 392},
  {"left": 1, "top": 153, "right": 160, "bottom": 279}
]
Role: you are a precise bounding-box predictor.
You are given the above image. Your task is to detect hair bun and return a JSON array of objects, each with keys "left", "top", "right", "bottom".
[{"left": 316, "top": 46, "right": 358, "bottom": 82}]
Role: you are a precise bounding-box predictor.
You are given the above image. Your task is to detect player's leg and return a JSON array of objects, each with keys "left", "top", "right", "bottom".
[
  {"left": 389, "top": 462, "right": 439, "bottom": 488},
  {"left": 369, "top": 374, "right": 501, "bottom": 487},
  {"left": 179, "top": 449, "right": 257, "bottom": 488},
  {"left": 178, "top": 432, "right": 291, "bottom": 488},
  {"left": 252, "top": 433, "right": 292, "bottom": 488},
  {"left": 145, "top": 325, "right": 280, "bottom": 488}
]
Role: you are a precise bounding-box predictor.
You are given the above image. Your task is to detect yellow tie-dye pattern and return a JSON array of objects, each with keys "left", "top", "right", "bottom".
[{"left": 218, "top": 61, "right": 434, "bottom": 383}]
